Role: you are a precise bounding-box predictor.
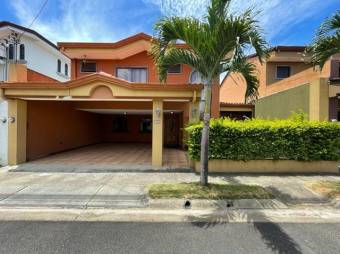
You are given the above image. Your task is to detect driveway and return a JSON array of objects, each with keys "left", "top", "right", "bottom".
[
  {"left": 0, "top": 171, "right": 339, "bottom": 208},
  {"left": 10, "top": 143, "right": 190, "bottom": 172}
]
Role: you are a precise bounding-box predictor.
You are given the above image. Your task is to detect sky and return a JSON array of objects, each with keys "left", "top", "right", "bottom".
[{"left": 0, "top": 0, "right": 339, "bottom": 47}]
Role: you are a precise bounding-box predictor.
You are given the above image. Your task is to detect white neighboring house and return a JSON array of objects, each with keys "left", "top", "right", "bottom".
[{"left": 0, "top": 21, "right": 71, "bottom": 166}]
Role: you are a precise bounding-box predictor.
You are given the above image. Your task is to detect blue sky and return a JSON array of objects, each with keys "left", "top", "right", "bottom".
[{"left": 0, "top": 0, "right": 339, "bottom": 46}]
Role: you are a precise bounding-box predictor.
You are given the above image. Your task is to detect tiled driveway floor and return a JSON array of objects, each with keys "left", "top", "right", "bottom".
[{"left": 12, "top": 143, "right": 190, "bottom": 172}]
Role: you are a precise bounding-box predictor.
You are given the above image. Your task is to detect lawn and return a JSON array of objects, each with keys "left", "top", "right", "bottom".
[
  {"left": 148, "top": 183, "right": 273, "bottom": 200},
  {"left": 307, "top": 181, "right": 340, "bottom": 199}
]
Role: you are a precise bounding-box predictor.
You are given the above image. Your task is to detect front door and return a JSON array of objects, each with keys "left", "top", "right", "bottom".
[{"left": 164, "top": 113, "right": 180, "bottom": 147}]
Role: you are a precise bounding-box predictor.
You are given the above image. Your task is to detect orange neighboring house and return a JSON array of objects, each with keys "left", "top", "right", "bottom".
[
  {"left": 221, "top": 46, "right": 340, "bottom": 121},
  {"left": 0, "top": 23, "right": 222, "bottom": 168}
]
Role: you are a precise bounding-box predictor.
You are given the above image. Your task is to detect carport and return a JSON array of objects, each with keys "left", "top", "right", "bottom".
[{"left": 1, "top": 73, "right": 202, "bottom": 169}]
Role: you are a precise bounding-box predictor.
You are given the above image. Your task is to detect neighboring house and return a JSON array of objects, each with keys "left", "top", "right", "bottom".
[
  {"left": 221, "top": 46, "right": 340, "bottom": 121},
  {"left": 0, "top": 21, "right": 71, "bottom": 166},
  {"left": 0, "top": 28, "right": 222, "bottom": 167}
]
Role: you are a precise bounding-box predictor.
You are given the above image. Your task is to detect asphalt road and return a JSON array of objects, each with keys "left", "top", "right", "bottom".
[{"left": 0, "top": 221, "right": 339, "bottom": 254}]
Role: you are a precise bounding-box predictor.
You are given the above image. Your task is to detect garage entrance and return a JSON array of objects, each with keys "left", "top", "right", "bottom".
[
  {"left": 2, "top": 74, "right": 202, "bottom": 167},
  {"left": 19, "top": 100, "right": 190, "bottom": 171}
]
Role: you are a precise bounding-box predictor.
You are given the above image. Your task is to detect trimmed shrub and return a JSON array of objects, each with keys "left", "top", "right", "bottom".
[{"left": 186, "top": 118, "right": 340, "bottom": 161}]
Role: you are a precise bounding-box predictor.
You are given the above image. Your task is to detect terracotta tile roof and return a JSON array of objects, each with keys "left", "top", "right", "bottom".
[
  {"left": 57, "top": 33, "right": 152, "bottom": 49},
  {"left": 247, "top": 45, "right": 306, "bottom": 59}
]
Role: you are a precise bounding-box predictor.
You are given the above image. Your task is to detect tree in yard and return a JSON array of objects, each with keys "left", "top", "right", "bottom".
[
  {"left": 307, "top": 10, "right": 340, "bottom": 70},
  {"left": 151, "top": 0, "right": 268, "bottom": 185}
]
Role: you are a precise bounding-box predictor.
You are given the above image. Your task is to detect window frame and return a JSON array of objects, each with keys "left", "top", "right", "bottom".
[
  {"left": 276, "top": 65, "right": 291, "bottom": 80},
  {"left": 167, "top": 64, "right": 182, "bottom": 74},
  {"left": 8, "top": 44, "right": 14, "bottom": 60},
  {"left": 57, "top": 59, "right": 61, "bottom": 73},
  {"left": 65, "top": 63, "right": 68, "bottom": 76},
  {"left": 189, "top": 70, "right": 204, "bottom": 84},
  {"left": 80, "top": 61, "right": 97, "bottom": 73},
  {"left": 115, "top": 67, "right": 148, "bottom": 83},
  {"left": 19, "top": 44, "right": 25, "bottom": 60}
]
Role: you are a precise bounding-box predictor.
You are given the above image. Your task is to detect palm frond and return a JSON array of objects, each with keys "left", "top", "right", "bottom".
[
  {"left": 317, "top": 10, "right": 340, "bottom": 38},
  {"left": 307, "top": 10, "right": 340, "bottom": 69},
  {"left": 151, "top": 43, "right": 202, "bottom": 82},
  {"left": 152, "top": 0, "right": 268, "bottom": 100},
  {"left": 223, "top": 56, "right": 259, "bottom": 102},
  {"left": 207, "top": 0, "right": 231, "bottom": 27}
]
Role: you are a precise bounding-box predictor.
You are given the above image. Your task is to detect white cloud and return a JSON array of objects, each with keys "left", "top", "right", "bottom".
[
  {"left": 144, "top": 0, "right": 338, "bottom": 42},
  {"left": 10, "top": 0, "right": 152, "bottom": 43},
  {"left": 10, "top": 0, "right": 338, "bottom": 45}
]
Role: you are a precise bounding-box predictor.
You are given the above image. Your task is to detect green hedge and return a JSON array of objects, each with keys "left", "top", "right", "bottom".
[{"left": 186, "top": 118, "right": 340, "bottom": 161}]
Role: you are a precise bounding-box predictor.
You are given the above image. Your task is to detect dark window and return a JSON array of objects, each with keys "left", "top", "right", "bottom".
[
  {"left": 57, "top": 59, "right": 61, "bottom": 73},
  {"left": 167, "top": 64, "right": 181, "bottom": 74},
  {"left": 140, "top": 118, "right": 152, "bottom": 133},
  {"left": 65, "top": 64, "right": 68, "bottom": 76},
  {"left": 116, "top": 68, "right": 147, "bottom": 83},
  {"left": 220, "top": 111, "right": 253, "bottom": 121},
  {"left": 8, "top": 44, "right": 14, "bottom": 60},
  {"left": 338, "top": 110, "right": 340, "bottom": 121},
  {"left": 276, "top": 66, "right": 291, "bottom": 79},
  {"left": 19, "top": 44, "right": 25, "bottom": 60},
  {"left": 81, "top": 61, "right": 96, "bottom": 72},
  {"left": 112, "top": 115, "right": 128, "bottom": 132}
]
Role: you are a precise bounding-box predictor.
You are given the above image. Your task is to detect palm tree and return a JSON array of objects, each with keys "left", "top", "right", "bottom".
[
  {"left": 151, "top": 0, "right": 268, "bottom": 185},
  {"left": 307, "top": 10, "right": 340, "bottom": 70}
]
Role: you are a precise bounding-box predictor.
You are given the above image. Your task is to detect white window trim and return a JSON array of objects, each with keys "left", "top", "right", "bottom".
[
  {"left": 276, "top": 65, "right": 291, "bottom": 80},
  {"left": 115, "top": 66, "right": 148, "bottom": 83}
]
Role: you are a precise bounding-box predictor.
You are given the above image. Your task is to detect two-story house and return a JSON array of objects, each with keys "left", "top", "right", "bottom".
[
  {"left": 220, "top": 46, "right": 340, "bottom": 121},
  {"left": 0, "top": 23, "right": 221, "bottom": 169},
  {"left": 0, "top": 21, "right": 71, "bottom": 166}
]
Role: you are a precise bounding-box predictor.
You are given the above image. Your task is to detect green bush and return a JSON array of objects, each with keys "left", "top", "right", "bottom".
[{"left": 186, "top": 118, "right": 340, "bottom": 161}]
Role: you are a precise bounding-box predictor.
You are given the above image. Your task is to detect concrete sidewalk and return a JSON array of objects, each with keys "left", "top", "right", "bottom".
[{"left": 0, "top": 170, "right": 339, "bottom": 209}]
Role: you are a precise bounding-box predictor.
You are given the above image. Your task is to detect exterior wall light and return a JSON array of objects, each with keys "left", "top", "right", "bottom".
[
  {"left": 155, "top": 108, "right": 162, "bottom": 118},
  {"left": 0, "top": 117, "right": 7, "bottom": 123},
  {"left": 8, "top": 116, "right": 15, "bottom": 123}
]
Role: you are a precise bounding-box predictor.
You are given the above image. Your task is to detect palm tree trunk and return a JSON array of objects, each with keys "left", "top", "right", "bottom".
[{"left": 200, "top": 83, "right": 212, "bottom": 186}]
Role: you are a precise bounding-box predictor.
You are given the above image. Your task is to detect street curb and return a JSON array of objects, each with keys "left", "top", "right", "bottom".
[
  {"left": 148, "top": 198, "right": 288, "bottom": 210},
  {"left": 0, "top": 207, "right": 340, "bottom": 223}
]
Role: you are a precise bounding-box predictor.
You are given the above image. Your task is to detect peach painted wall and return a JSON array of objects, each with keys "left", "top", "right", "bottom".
[
  {"left": 27, "top": 69, "right": 58, "bottom": 82},
  {"left": 220, "top": 57, "right": 334, "bottom": 103},
  {"left": 26, "top": 101, "right": 101, "bottom": 161},
  {"left": 26, "top": 100, "right": 190, "bottom": 160},
  {"left": 220, "top": 58, "right": 265, "bottom": 103},
  {"left": 73, "top": 51, "right": 193, "bottom": 84}
]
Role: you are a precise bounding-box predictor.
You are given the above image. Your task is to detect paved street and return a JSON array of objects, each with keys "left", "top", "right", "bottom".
[{"left": 0, "top": 221, "right": 339, "bottom": 254}]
